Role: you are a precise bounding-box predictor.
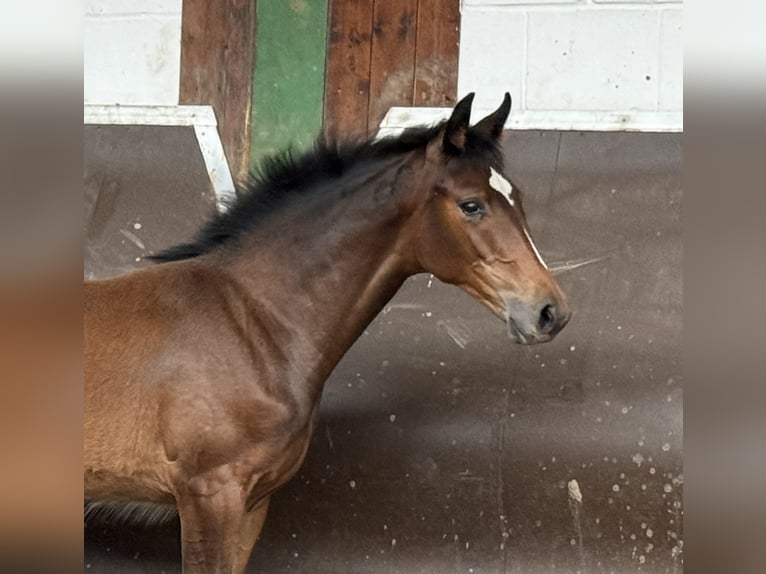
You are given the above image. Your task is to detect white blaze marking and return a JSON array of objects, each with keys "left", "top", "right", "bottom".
[
  {"left": 488, "top": 168, "right": 548, "bottom": 270},
  {"left": 523, "top": 226, "right": 548, "bottom": 269},
  {"left": 489, "top": 167, "right": 514, "bottom": 206}
]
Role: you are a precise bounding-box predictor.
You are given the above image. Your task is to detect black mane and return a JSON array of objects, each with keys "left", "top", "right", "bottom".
[{"left": 150, "top": 122, "right": 500, "bottom": 262}]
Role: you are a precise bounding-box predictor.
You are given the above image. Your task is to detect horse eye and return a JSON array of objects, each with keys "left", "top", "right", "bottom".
[{"left": 459, "top": 199, "right": 485, "bottom": 217}]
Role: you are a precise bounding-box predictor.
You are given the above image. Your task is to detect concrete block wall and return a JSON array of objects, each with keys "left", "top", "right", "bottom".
[
  {"left": 84, "top": 0, "right": 183, "bottom": 105},
  {"left": 458, "top": 0, "right": 683, "bottom": 131}
]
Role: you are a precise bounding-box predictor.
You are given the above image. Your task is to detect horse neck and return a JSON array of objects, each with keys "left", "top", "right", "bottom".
[{"left": 218, "top": 153, "right": 420, "bottom": 398}]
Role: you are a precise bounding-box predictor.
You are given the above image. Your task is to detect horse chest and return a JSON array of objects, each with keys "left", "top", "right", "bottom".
[{"left": 243, "top": 418, "right": 317, "bottom": 505}]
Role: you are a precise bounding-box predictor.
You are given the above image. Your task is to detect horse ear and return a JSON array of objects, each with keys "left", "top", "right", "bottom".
[
  {"left": 442, "top": 93, "right": 475, "bottom": 155},
  {"left": 473, "top": 92, "right": 512, "bottom": 141}
]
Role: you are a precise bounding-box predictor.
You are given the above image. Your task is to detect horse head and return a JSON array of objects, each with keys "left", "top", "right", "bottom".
[{"left": 403, "top": 93, "right": 571, "bottom": 344}]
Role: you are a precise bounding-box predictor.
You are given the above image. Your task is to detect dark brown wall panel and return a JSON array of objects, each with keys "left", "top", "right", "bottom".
[
  {"left": 324, "top": 0, "right": 459, "bottom": 139},
  {"left": 324, "top": 0, "right": 374, "bottom": 140},
  {"left": 414, "top": 0, "right": 460, "bottom": 106},
  {"left": 180, "top": 0, "right": 255, "bottom": 181},
  {"left": 367, "top": 0, "right": 418, "bottom": 132}
]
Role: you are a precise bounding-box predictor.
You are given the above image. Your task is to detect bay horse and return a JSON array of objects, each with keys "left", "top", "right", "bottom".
[{"left": 84, "top": 93, "right": 571, "bottom": 573}]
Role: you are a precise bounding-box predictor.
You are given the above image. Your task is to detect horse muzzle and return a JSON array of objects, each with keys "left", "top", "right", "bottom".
[{"left": 504, "top": 296, "right": 571, "bottom": 344}]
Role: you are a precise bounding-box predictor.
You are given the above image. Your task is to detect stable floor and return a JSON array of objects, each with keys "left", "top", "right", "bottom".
[{"left": 84, "top": 129, "right": 683, "bottom": 574}]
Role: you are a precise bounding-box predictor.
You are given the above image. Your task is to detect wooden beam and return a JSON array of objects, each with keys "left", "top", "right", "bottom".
[
  {"left": 324, "top": 0, "right": 374, "bottom": 140},
  {"left": 414, "top": 0, "right": 459, "bottom": 107},
  {"left": 367, "top": 0, "right": 418, "bottom": 133},
  {"left": 180, "top": 0, "right": 255, "bottom": 182}
]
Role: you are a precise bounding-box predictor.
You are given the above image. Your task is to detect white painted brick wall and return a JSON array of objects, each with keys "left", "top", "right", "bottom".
[
  {"left": 458, "top": 0, "right": 683, "bottom": 130},
  {"left": 84, "top": 0, "right": 182, "bottom": 105}
]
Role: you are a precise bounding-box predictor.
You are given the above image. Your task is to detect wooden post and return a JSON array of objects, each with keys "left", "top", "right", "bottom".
[
  {"left": 324, "top": 0, "right": 459, "bottom": 139},
  {"left": 324, "top": 0, "right": 374, "bottom": 140},
  {"left": 180, "top": 0, "right": 256, "bottom": 183},
  {"left": 414, "top": 0, "right": 460, "bottom": 107}
]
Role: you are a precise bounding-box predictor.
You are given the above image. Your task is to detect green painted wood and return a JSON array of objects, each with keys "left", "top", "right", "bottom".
[{"left": 250, "top": 0, "right": 329, "bottom": 167}]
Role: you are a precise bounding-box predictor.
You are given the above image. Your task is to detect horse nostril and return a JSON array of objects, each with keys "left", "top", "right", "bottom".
[{"left": 538, "top": 304, "right": 556, "bottom": 334}]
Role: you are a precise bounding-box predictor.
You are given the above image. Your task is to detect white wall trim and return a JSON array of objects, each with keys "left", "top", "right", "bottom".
[
  {"left": 461, "top": 4, "right": 682, "bottom": 13},
  {"left": 378, "top": 106, "right": 682, "bottom": 137},
  {"left": 84, "top": 104, "right": 236, "bottom": 211},
  {"left": 84, "top": 104, "right": 216, "bottom": 127},
  {"left": 192, "top": 124, "right": 237, "bottom": 210}
]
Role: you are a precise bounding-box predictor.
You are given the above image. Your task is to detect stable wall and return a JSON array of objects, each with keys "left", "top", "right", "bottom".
[
  {"left": 85, "top": 129, "right": 684, "bottom": 574},
  {"left": 458, "top": 0, "right": 683, "bottom": 131},
  {"left": 83, "top": 0, "right": 684, "bottom": 158},
  {"left": 84, "top": 0, "right": 183, "bottom": 105}
]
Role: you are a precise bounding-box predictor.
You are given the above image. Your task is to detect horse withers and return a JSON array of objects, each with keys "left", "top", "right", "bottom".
[{"left": 84, "top": 93, "right": 570, "bottom": 573}]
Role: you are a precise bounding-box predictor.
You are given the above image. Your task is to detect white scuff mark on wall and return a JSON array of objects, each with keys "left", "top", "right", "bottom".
[
  {"left": 568, "top": 479, "right": 583, "bottom": 503},
  {"left": 548, "top": 255, "right": 610, "bottom": 275},
  {"left": 120, "top": 229, "right": 145, "bottom": 250},
  {"left": 437, "top": 319, "right": 472, "bottom": 349},
  {"left": 382, "top": 302, "right": 427, "bottom": 314},
  {"left": 568, "top": 478, "right": 586, "bottom": 570}
]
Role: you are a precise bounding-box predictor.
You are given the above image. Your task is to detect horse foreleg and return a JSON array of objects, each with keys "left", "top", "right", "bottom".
[
  {"left": 176, "top": 482, "right": 246, "bottom": 574},
  {"left": 232, "top": 497, "right": 270, "bottom": 574}
]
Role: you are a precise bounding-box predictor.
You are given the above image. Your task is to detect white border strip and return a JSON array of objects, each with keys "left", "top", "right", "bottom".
[
  {"left": 377, "top": 107, "right": 683, "bottom": 137},
  {"left": 84, "top": 104, "right": 216, "bottom": 127},
  {"left": 84, "top": 104, "right": 236, "bottom": 211},
  {"left": 193, "top": 124, "right": 237, "bottom": 208}
]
